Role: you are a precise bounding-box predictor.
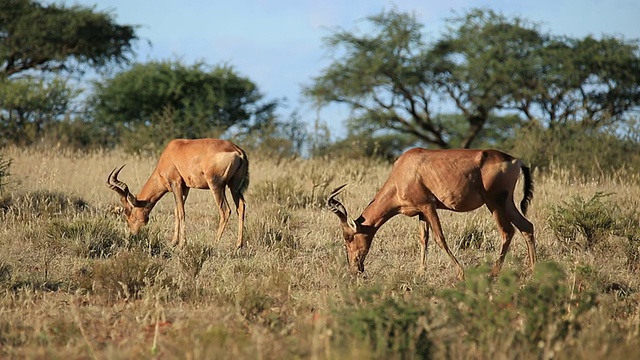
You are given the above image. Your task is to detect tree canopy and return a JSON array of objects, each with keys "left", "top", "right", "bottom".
[
  {"left": 0, "top": 0, "right": 138, "bottom": 146},
  {"left": 305, "top": 8, "right": 640, "bottom": 149},
  {"left": 0, "top": 76, "right": 79, "bottom": 145},
  {"left": 90, "top": 60, "right": 278, "bottom": 150},
  {"left": 0, "top": 0, "right": 137, "bottom": 78},
  {"left": 304, "top": 10, "right": 449, "bottom": 147}
]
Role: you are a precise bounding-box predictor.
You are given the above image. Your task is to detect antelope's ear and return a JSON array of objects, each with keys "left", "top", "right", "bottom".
[{"left": 347, "top": 218, "right": 358, "bottom": 232}]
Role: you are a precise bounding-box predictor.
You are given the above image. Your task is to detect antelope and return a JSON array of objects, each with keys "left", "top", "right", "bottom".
[
  {"left": 107, "top": 138, "right": 249, "bottom": 248},
  {"left": 326, "top": 148, "right": 535, "bottom": 280}
]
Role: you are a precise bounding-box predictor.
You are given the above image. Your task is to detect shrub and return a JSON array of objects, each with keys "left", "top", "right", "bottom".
[
  {"left": 614, "top": 210, "right": 640, "bottom": 271},
  {"left": 506, "top": 124, "right": 640, "bottom": 179},
  {"left": 332, "top": 287, "right": 433, "bottom": 359},
  {"left": 233, "top": 273, "right": 293, "bottom": 331},
  {"left": 519, "top": 262, "right": 596, "bottom": 352},
  {"left": 125, "top": 227, "right": 169, "bottom": 257},
  {"left": 457, "top": 225, "right": 487, "bottom": 250},
  {"left": 74, "top": 249, "right": 163, "bottom": 302},
  {"left": 0, "top": 260, "right": 11, "bottom": 284},
  {"left": 177, "top": 243, "right": 214, "bottom": 279},
  {"left": 548, "top": 192, "right": 617, "bottom": 249},
  {"left": 440, "top": 262, "right": 597, "bottom": 358}
]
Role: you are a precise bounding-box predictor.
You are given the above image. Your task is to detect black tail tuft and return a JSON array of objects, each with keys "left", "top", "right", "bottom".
[
  {"left": 236, "top": 150, "right": 250, "bottom": 198},
  {"left": 520, "top": 164, "right": 534, "bottom": 216}
]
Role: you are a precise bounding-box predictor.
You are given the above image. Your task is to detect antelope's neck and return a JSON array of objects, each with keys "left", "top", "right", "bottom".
[
  {"left": 137, "top": 172, "right": 168, "bottom": 205},
  {"left": 359, "top": 199, "right": 397, "bottom": 231}
]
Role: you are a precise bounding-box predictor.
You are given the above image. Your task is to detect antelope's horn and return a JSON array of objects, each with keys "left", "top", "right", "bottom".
[
  {"left": 106, "top": 164, "right": 145, "bottom": 207},
  {"left": 327, "top": 184, "right": 349, "bottom": 222}
]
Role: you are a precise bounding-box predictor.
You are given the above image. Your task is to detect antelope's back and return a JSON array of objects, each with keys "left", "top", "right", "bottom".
[
  {"left": 160, "top": 139, "right": 246, "bottom": 188},
  {"left": 392, "top": 148, "right": 519, "bottom": 208}
]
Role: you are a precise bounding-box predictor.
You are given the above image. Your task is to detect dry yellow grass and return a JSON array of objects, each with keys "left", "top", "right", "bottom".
[{"left": 1, "top": 146, "right": 639, "bottom": 359}]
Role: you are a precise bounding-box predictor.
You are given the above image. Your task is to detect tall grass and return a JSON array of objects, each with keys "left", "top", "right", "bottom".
[{"left": 0, "top": 146, "right": 639, "bottom": 358}]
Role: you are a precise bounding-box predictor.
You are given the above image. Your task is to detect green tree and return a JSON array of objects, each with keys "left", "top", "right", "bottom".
[
  {"left": 0, "top": 0, "right": 137, "bottom": 78},
  {"left": 304, "top": 10, "right": 450, "bottom": 148},
  {"left": 510, "top": 35, "right": 640, "bottom": 129},
  {"left": 431, "top": 9, "right": 545, "bottom": 148},
  {"left": 305, "top": 9, "right": 535, "bottom": 149},
  {"left": 0, "top": 0, "right": 137, "bottom": 146},
  {"left": 90, "top": 60, "right": 278, "bottom": 150},
  {"left": 0, "top": 76, "right": 80, "bottom": 145},
  {"left": 306, "top": 8, "right": 640, "bottom": 149}
]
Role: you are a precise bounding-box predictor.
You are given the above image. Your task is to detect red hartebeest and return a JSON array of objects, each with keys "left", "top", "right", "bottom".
[
  {"left": 107, "top": 138, "right": 249, "bottom": 248},
  {"left": 326, "top": 148, "right": 535, "bottom": 279}
]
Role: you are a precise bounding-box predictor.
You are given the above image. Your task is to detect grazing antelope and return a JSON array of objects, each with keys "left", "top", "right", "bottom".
[
  {"left": 326, "top": 148, "right": 535, "bottom": 280},
  {"left": 107, "top": 138, "right": 249, "bottom": 248}
]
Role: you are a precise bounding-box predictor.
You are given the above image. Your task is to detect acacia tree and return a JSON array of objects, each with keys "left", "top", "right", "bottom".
[
  {"left": 91, "top": 60, "right": 278, "bottom": 150},
  {"left": 430, "top": 9, "right": 545, "bottom": 148},
  {"left": 0, "top": 77, "right": 79, "bottom": 145},
  {"left": 304, "top": 10, "right": 451, "bottom": 148},
  {"left": 304, "top": 9, "right": 537, "bottom": 149},
  {"left": 0, "top": 0, "right": 137, "bottom": 145},
  {"left": 0, "top": 0, "right": 137, "bottom": 78},
  {"left": 508, "top": 35, "right": 640, "bottom": 129},
  {"left": 306, "top": 8, "right": 640, "bottom": 150}
]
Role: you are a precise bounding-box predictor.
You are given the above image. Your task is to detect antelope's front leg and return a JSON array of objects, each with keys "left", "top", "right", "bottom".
[
  {"left": 171, "top": 205, "right": 179, "bottom": 247},
  {"left": 171, "top": 184, "right": 187, "bottom": 247},
  {"left": 418, "top": 219, "right": 430, "bottom": 272}
]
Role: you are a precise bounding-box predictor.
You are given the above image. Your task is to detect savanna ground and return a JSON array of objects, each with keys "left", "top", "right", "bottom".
[{"left": 1, "top": 146, "right": 639, "bottom": 359}]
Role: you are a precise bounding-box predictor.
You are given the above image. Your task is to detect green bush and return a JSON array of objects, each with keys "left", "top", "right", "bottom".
[
  {"left": 332, "top": 287, "right": 433, "bottom": 359},
  {"left": 548, "top": 192, "right": 617, "bottom": 249},
  {"left": 506, "top": 124, "right": 640, "bottom": 179},
  {"left": 519, "top": 263, "right": 596, "bottom": 351},
  {"left": 614, "top": 210, "right": 640, "bottom": 271},
  {"left": 74, "top": 249, "right": 163, "bottom": 302},
  {"left": 440, "top": 262, "right": 596, "bottom": 358}
]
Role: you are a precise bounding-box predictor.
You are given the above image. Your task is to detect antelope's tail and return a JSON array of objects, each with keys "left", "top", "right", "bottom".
[
  {"left": 236, "top": 149, "right": 250, "bottom": 198},
  {"left": 520, "top": 164, "right": 534, "bottom": 216}
]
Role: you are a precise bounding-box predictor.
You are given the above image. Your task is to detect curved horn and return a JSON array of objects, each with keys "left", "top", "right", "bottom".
[
  {"left": 327, "top": 184, "right": 359, "bottom": 233},
  {"left": 106, "top": 164, "right": 145, "bottom": 207},
  {"left": 327, "top": 184, "right": 348, "bottom": 221},
  {"left": 107, "top": 164, "right": 127, "bottom": 196}
]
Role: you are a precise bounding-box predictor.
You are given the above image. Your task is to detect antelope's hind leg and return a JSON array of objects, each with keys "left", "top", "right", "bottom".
[
  {"left": 489, "top": 207, "right": 516, "bottom": 276},
  {"left": 488, "top": 198, "right": 536, "bottom": 275},
  {"left": 508, "top": 205, "right": 536, "bottom": 271},
  {"left": 230, "top": 190, "right": 246, "bottom": 249},
  {"left": 209, "top": 183, "right": 232, "bottom": 244}
]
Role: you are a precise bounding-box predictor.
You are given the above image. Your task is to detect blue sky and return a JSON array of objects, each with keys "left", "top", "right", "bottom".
[{"left": 57, "top": 0, "right": 640, "bottom": 138}]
